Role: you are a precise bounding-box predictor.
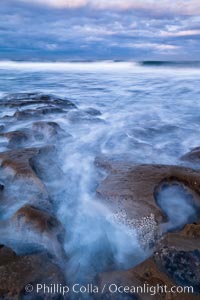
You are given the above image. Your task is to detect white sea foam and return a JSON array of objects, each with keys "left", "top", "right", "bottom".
[{"left": 0, "top": 60, "right": 138, "bottom": 72}]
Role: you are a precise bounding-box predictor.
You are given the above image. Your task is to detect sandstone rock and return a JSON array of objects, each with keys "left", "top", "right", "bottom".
[
  {"left": 32, "top": 121, "right": 66, "bottom": 140},
  {"left": 3, "top": 205, "right": 65, "bottom": 258},
  {"left": 14, "top": 109, "right": 43, "bottom": 120},
  {"left": 67, "top": 110, "right": 104, "bottom": 124},
  {"left": 181, "top": 222, "right": 200, "bottom": 239},
  {"left": 0, "top": 147, "right": 47, "bottom": 188},
  {"left": 159, "top": 221, "right": 200, "bottom": 252},
  {"left": 97, "top": 249, "right": 200, "bottom": 300},
  {"left": 96, "top": 161, "right": 200, "bottom": 223},
  {"left": 83, "top": 108, "right": 102, "bottom": 116},
  {"left": 0, "top": 92, "right": 77, "bottom": 121},
  {"left": 96, "top": 160, "right": 200, "bottom": 249},
  {"left": 0, "top": 147, "right": 55, "bottom": 211},
  {"left": 97, "top": 215, "right": 200, "bottom": 300},
  {"left": 0, "top": 130, "right": 29, "bottom": 148},
  {"left": 181, "top": 147, "right": 200, "bottom": 163},
  {"left": 154, "top": 247, "right": 200, "bottom": 292},
  {"left": 1, "top": 92, "right": 76, "bottom": 109},
  {"left": 12, "top": 205, "right": 63, "bottom": 236},
  {"left": 29, "top": 146, "right": 64, "bottom": 183},
  {"left": 0, "top": 245, "right": 16, "bottom": 265},
  {"left": 14, "top": 107, "right": 64, "bottom": 120},
  {"left": 36, "top": 106, "right": 65, "bottom": 115},
  {"left": 0, "top": 245, "right": 65, "bottom": 299}
]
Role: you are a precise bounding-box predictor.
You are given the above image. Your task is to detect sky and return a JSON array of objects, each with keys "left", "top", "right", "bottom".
[{"left": 0, "top": 0, "right": 200, "bottom": 61}]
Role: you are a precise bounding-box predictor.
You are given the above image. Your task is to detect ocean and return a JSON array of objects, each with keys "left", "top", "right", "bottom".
[{"left": 0, "top": 61, "right": 200, "bottom": 165}]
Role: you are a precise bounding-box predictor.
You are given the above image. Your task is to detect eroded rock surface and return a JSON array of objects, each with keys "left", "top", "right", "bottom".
[
  {"left": 0, "top": 92, "right": 76, "bottom": 109},
  {"left": 96, "top": 159, "right": 200, "bottom": 247},
  {"left": 0, "top": 93, "right": 74, "bottom": 298},
  {"left": 181, "top": 147, "right": 200, "bottom": 164},
  {"left": 0, "top": 245, "right": 65, "bottom": 300},
  {"left": 96, "top": 158, "right": 200, "bottom": 299},
  {"left": 97, "top": 220, "right": 200, "bottom": 299},
  {"left": 0, "top": 130, "right": 29, "bottom": 148}
]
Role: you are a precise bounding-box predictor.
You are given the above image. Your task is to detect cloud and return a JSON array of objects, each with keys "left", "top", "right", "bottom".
[
  {"left": 0, "top": 0, "right": 200, "bottom": 60},
  {"left": 160, "top": 29, "right": 200, "bottom": 37},
  {"left": 18, "top": 0, "right": 87, "bottom": 8},
  {"left": 132, "top": 43, "right": 180, "bottom": 51},
  {"left": 16, "top": 0, "right": 200, "bottom": 16}
]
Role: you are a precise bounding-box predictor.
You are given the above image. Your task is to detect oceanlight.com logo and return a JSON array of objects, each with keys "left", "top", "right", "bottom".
[{"left": 24, "top": 283, "right": 194, "bottom": 296}]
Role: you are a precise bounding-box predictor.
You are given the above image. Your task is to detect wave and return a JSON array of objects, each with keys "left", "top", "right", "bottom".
[
  {"left": 0, "top": 60, "right": 138, "bottom": 72},
  {"left": 0, "top": 60, "right": 200, "bottom": 75},
  {"left": 140, "top": 61, "right": 200, "bottom": 68}
]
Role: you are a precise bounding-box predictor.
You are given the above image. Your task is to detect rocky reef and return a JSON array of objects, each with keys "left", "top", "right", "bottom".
[
  {"left": 0, "top": 92, "right": 200, "bottom": 300},
  {"left": 95, "top": 159, "right": 200, "bottom": 299}
]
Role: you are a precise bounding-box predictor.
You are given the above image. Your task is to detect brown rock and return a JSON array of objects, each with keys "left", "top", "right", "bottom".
[
  {"left": 96, "top": 160, "right": 200, "bottom": 250},
  {"left": 0, "top": 147, "right": 55, "bottom": 211},
  {"left": 0, "top": 245, "right": 16, "bottom": 265},
  {"left": 0, "top": 245, "right": 65, "bottom": 299},
  {"left": 0, "top": 130, "right": 29, "bottom": 148},
  {"left": 96, "top": 161, "right": 200, "bottom": 224},
  {"left": 160, "top": 222, "right": 200, "bottom": 251},
  {"left": 1, "top": 92, "right": 76, "bottom": 109},
  {"left": 12, "top": 205, "right": 62, "bottom": 235},
  {"left": 0, "top": 147, "right": 47, "bottom": 189},
  {"left": 181, "top": 222, "right": 200, "bottom": 239},
  {"left": 29, "top": 145, "right": 64, "bottom": 183},
  {"left": 32, "top": 121, "right": 66, "bottom": 139},
  {"left": 181, "top": 147, "right": 200, "bottom": 163},
  {"left": 0, "top": 205, "right": 65, "bottom": 259},
  {"left": 97, "top": 249, "right": 200, "bottom": 300},
  {"left": 14, "top": 107, "right": 64, "bottom": 120},
  {"left": 67, "top": 109, "right": 104, "bottom": 124},
  {"left": 97, "top": 216, "right": 200, "bottom": 300},
  {"left": 14, "top": 109, "right": 43, "bottom": 120}
]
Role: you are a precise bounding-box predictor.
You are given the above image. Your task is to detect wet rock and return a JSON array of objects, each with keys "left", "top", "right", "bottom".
[
  {"left": 36, "top": 106, "right": 65, "bottom": 115},
  {"left": 97, "top": 216, "right": 200, "bottom": 300},
  {"left": 97, "top": 161, "right": 200, "bottom": 222},
  {"left": 0, "top": 182, "right": 4, "bottom": 190},
  {"left": 83, "top": 107, "right": 102, "bottom": 116},
  {"left": 2, "top": 205, "right": 65, "bottom": 258},
  {"left": 181, "top": 222, "right": 200, "bottom": 239},
  {"left": 14, "top": 107, "right": 64, "bottom": 120},
  {"left": 0, "top": 130, "right": 29, "bottom": 148},
  {"left": 0, "top": 147, "right": 55, "bottom": 211},
  {"left": 32, "top": 121, "right": 66, "bottom": 140},
  {"left": 159, "top": 221, "right": 200, "bottom": 252},
  {"left": 181, "top": 147, "right": 200, "bottom": 163},
  {"left": 67, "top": 109, "right": 104, "bottom": 124},
  {"left": 97, "top": 249, "right": 200, "bottom": 300},
  {"left": 0, "top": 245, "right": 16, "bottom": 265},
  {"left": 0, "top": 245, "right": 65, "bottom": 299},
  {"left": 96, "top": 160, "right": 200, "bottom": 247},
  {"left": 12, "top": 205, "right": 63, "bottom": 236},
  {"left": 0, "top": 92, "right": 77, "bottom": 121},
  {"left": 1, "top": 92, "right": 76, "bottom": 109},
  {"left": 0, "top": 147, "right": 47, "bottom": 186},
  {"left": 154, "top": 247, "right": 200, "bottom": 293},
  {"left": 14, "top": 109, "right": 44, "bottom": 120},
  {"left": 29, "top": 146, "right": 64, "bottom": 183}
]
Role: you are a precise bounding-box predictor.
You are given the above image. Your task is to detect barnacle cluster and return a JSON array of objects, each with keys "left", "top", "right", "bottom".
[{"left": 111, "top": 209, "right": 158, "bottom": 248}]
